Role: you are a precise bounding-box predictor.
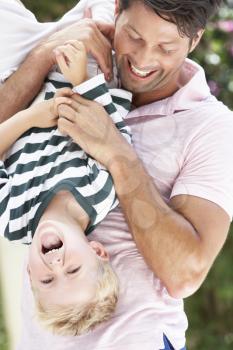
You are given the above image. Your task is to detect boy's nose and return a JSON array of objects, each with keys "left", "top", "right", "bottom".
[{"left": 49, "top": 257, "right": 62, "bottom": 265}]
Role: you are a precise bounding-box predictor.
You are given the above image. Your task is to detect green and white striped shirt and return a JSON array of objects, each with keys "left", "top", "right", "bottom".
[{"left": 0, "top": 73, "right": 132, "bottom": 244}]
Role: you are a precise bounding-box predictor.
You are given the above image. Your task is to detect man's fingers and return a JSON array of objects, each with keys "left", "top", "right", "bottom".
[
  {"left": 83, "top": 22, "right": 113, "bottom": 79},
  {"left": 95, "top": 34, "right": 113, "bottom": 79},
  {"left": 90, "top": 43, "right": 113, "bottom": 80},
  {"left": 64, "top": 40, "right": 86, "bottom": 53},
  {"left": 58, "top": 117, "right": 75, "bottom": 136},
  {"left": 58, "top": 104, "right": 77, "bottom": 121},
  {"left": 71, "top": 93, "right": 90, "bottom": 106},
  {"left": 54, "top": 97, "right": 72, "bottom": 114},
  {"left": 96, "top": 22, "right": 115, "bottom": 42}
]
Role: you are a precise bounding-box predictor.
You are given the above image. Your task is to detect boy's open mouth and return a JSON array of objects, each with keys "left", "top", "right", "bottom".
[{"left": 41, "top": 233, "right": 63, "bottom": 255}]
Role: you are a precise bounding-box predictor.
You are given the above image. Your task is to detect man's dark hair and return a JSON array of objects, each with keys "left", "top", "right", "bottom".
[{"left": 118, "top": 0, "right": 223, "bottom": 39}]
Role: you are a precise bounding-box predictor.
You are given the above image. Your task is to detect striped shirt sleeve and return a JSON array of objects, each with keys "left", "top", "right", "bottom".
[{"left": 0, "top": 161, "right": 8, "bottom": 188}]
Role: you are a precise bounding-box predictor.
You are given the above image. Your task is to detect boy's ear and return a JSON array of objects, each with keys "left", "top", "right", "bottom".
[
  {"left": 115, "top": 0, "right": 120, "bottom": 16},
  {"left": 89, "top": 241, "right": 109, "bottom": 261}
]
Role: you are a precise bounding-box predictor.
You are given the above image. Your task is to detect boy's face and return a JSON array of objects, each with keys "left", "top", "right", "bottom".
[
  {"left": 28, "top": 220, "right": 108, "bottom": 309},
  {"left": 114, "top": 1, "right": 201, "bottom": 96}
]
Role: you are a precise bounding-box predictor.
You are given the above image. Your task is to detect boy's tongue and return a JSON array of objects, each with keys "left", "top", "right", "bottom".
[{"left": 41, "top": 233, "right": 62, "bottom": 252}]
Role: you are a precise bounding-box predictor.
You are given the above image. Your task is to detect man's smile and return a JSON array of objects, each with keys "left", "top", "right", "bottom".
[{"left": 128, "top": 59, "right": 157, "bottom": 79}]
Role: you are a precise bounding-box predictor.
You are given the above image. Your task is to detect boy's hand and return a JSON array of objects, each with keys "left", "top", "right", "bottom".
[
  {"left": 47, "top": 18, "right": 114, "bottom": 81},
  {"left": 55, "top": 41, "right": 88, "bottom": 86},
  {"left": 27, "top": 88, "right": 74, "bottom": 128}
]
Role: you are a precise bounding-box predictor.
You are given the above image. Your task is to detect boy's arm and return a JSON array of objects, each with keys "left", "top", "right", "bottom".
[
  {"left": 0, "top": 111, "right": 32, "bottom": 159},
  {"left": 0, "top": 89, "right": 73, "bottom": 158}
]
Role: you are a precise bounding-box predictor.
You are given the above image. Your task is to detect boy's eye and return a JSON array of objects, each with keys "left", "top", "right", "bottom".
[
  {"left": 41, "top": 278, "right": 53, "bottom": 284},
  {"left": 67, "top": 267, "right": 81, "bottom": 275}
]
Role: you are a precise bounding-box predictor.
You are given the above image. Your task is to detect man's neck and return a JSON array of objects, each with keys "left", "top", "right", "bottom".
[{"left": 132, "top": 79, "right": 180, "bottom": 108}]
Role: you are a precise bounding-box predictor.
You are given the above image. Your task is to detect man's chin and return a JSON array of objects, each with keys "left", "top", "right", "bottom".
[
  {"left": 123, "top": 83, "right": 153, "bottom": 95},
  {"left": 120, "top": 75, "right": 156, "bottom": 94}
]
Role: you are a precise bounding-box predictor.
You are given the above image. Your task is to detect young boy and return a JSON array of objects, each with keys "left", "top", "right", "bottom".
[{"left": 0, "top": 40, "right": 132, "bottom": 336}]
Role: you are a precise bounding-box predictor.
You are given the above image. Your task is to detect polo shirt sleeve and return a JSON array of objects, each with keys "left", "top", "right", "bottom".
[
  {"left": 171, "top": 110, "right": 233, "bottom": 221},
  {"left": 0, "top": 160, "right": 11, "bottom": 237}
]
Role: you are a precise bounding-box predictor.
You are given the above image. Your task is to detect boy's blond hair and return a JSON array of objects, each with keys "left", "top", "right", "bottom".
[{"left": 33, "top": 260, "right": 119, "bottom": 336}]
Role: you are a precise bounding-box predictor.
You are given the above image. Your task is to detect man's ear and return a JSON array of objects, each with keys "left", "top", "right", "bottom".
[
  {"left": 189, "top": 29, "right": 204, "bottom": 53},
  {"left": 115, "top": 0, "right": 120, "bottom": 16}
]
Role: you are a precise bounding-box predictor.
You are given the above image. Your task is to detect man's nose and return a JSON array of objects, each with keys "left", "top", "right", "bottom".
[{"left": 132, "top": 46, "right": 158, "bottom": 70}]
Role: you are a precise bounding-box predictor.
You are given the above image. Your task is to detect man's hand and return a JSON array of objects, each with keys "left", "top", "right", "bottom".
[
  {"left": 48, "top": 19, "right": 114, "bottom": 81},
  {"left": 57, "top": 94, "right": 132, "bottom": 168},
  {"left": 55, "top": 40, "right": 88, "bottom": 86}
]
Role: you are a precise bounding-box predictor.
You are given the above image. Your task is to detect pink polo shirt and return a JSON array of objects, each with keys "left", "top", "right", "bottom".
[{"left": 18, "top": 58, "right": 233, "bottom": 350}]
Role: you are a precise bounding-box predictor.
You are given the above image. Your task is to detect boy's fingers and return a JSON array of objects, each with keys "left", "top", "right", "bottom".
[
  {"left": 56, "top": 45, "right": 76, "bottom": 64},
  {"left": 55, "top": 50, "right": 68, "bottom": 72},
  {"left": 55, "top": 87, "right": 74, "bottom": 98},
  {"left": 83, "top": 7, "right": 92, "bottom": 19}
]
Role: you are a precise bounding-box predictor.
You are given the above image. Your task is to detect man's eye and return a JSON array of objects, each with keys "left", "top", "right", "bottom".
[
  {"left": 41, "top": 278, "right": 53, "bottom": 284},
  {"left": 161, "top": 47, "right": 174, "bottom": 55},
  {"left": 127, "top": 32, "right": 140, "bottom": 41}
]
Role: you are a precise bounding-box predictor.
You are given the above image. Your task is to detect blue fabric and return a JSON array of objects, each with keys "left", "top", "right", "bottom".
[{"left": 161, "top": 334, "right": 187, "bottom": 350}]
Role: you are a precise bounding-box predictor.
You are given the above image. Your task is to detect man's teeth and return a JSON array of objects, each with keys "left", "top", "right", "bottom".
[{"left": 130, "top": 63, "right": 153, "bottom": 77}]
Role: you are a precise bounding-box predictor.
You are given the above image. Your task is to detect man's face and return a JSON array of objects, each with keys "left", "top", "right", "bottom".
[
  {"left": 113, "top": 2, "right": 195, "bottom": 97},
  {"left": 28, "top": 220, "right": 107, "bottom": 309}
]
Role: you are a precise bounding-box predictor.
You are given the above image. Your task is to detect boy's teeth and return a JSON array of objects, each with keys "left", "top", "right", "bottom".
[
  {"left": 46, "top": 248, "right": 60, "bottom": 254},
  {"left": 130, "top": 63, "right": 152, "bottom": 77}
]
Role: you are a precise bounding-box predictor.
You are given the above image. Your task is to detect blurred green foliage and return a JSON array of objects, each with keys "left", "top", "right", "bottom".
[
  {"left": 1, "top": 1, "right": 232, "bottom": 350},
  {"left": 190, "top": 1, "right": 233, "bottom": 110},
  {"left": 22, "top": 0, "right": 77, "bottom": 22}
]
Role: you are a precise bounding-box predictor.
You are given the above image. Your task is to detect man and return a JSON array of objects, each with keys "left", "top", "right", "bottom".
[{"left": 1, "top": 0, "right": 233, "bottom": 349}]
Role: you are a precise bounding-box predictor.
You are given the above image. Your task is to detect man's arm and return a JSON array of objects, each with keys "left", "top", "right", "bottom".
[
  {"left": 56, "top": 94, "right": 232, "bottom": 299},
  {"left": 0, "top": 45, "right": 53, "bottom": 123},
  {"left": 109, "top": 156, "right": 230, "bottom": 298},
  {"left": 0, "top": 19, "right": 114, "bottom": 123}
]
